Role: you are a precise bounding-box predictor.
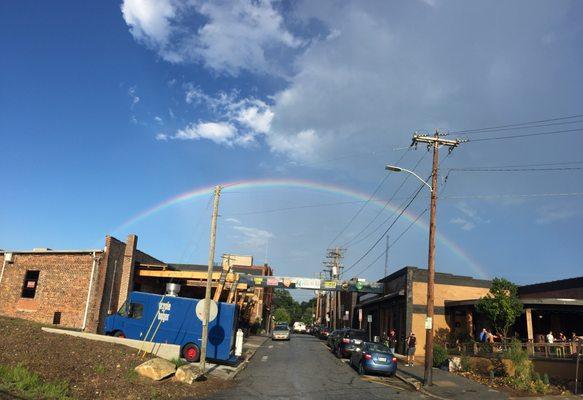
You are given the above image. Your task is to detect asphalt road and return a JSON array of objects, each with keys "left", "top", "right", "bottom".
[{"left": 202, "top": 334, "right": 425, "bottom": 400}]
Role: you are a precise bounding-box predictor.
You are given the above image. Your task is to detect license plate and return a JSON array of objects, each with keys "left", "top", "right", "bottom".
[{"left": 378, "top": 357, "right": 387, "bottom": 362}]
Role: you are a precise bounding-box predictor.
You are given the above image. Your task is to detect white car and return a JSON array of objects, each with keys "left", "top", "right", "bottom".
[
  {"left": 293, "top": 321, "right": 307, "bottom": 333},
  {"left": 272, "top": 325, "right": 291, "bottom": 340}
]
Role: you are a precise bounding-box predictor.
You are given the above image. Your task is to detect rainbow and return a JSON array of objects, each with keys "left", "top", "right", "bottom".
[{"left": 114, "top": 178, "right": 488, "bottom": 279}]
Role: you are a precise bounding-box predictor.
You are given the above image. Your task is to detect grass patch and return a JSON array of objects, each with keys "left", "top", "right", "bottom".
[
  {"left": 170, "top": 357, "right": 188, "bottom": 368},
  {"left": 94, "top": 363, "right": 106, "bottom": 374},
  {"left": 0, "top": 364, "right": 71, "bottom": 399}
]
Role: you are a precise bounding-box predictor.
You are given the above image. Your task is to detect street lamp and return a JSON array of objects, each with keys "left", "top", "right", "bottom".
[
  {"left": 385, "top": 165, "right": 433, "bottom": 192},
  {"left": 385, "top": 162, "right": 437, "bottom": 386}
]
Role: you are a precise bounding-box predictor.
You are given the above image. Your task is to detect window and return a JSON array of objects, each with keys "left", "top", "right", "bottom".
[
  {"left": 21, "top": 270, "right": 40, "bottom": 298},
  {"left": 128, "top": 303, "right": 143, "bottom": 319},
  {"left": 117, "top": 301, "right": 143, "bottom": 319}
]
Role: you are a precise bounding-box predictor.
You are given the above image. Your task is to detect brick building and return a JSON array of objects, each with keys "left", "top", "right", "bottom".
[
  {"left": 0, "top": 235, "right": 164, "bottom": 333},
  {"left": 0, "top": 235, "right": 273, "bottom": 333}
]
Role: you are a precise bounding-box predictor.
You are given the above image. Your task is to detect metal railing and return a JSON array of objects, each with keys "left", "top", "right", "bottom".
[{"left": 444, "top": 341, "right": 582, "bottom": 360}]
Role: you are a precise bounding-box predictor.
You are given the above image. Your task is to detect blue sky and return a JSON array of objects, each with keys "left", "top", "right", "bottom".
[{"left": 1, "top": 0, "right": 582, "bottom": 301}]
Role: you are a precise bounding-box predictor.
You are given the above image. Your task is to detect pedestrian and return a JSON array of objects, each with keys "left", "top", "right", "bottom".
[
  {"left": 558, "top": 332, "right": 566, "bottom": 342},
  {"left": 406, "top": 332, "right": 416, "bottom": 366},
  {"left": 546, "top": 331, "right": 554, "bottom": 344},
  {"left": 486, "top": 330, "right": 496, "bottom": 343},
  {"left": 388, "top": 329, "right": 397, "bottom": 354},
  {"left": 479, "top": 328, "right": 487, "bottom": 343}
]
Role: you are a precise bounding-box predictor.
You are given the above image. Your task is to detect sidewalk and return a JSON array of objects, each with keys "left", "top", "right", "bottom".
[{"left": 395, "top": 355, "right": 508, "bottom": 399}]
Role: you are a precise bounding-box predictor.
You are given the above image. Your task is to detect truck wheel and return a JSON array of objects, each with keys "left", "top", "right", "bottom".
[
  {"left": 113, "top": 331, "right": 126, "bottom": 338},
  {"left": 182, "top": 343, "right": 200, "bottom": 363}
]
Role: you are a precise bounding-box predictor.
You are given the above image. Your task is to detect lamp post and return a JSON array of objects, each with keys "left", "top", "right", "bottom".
[{"left": 385, "top": 160, "right": 437, "bottom": 386}]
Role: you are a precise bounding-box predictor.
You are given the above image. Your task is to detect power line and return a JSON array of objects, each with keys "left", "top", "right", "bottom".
[
  {"left": 224, "top": 200, "right": 364, "bottom": 216},
  {"left": 449, "top": 113, "right": 583, "bottom": 135},
  {"left": 442, "top": 192, "right": 583, "bottom": 200},
  {"left": 342, "top": 183, "right": 426, "bottom": 275},
  {"left": 350, "top": 208, "right": 428, "bottom": 278},
  {"left": 326, "top": 147, "right": 411, "bottom": 248},
  {"left": 465, "top": 127, "right": 583, "bottom": 143},
  {"left": 341, "top": 151, "right": 428, "bottom": 247},
  {"left": 449, "top": 166, "right": 583, "bottom": 172}
]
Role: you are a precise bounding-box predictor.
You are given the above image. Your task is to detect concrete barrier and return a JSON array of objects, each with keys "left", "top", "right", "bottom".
[{"left": 41, "top": 327, "right": 180, "bottom": 361}]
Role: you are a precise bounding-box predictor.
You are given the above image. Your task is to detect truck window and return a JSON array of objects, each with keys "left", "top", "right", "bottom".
[{"left": 128, "top": 303, "right": 143, "bottom": 319}]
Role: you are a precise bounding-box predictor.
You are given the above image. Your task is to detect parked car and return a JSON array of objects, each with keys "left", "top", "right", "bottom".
[
  {"left": 293, "top": 321, "right": 307, "bottom": 333},
  {"left": 333, "top": 329, "right": 367, "bottom": 358},
  {"left": 350, "top": 342, "right": 398, "bottom": 377},
  {"left": 327, "top": 329, "right": 346, "bottom": 348},
  {"left": 318, "top": 326, "right": 331, "bottom": 340},
  {"left": 272, "top": 325, "right": 291, "bottom": 341}
]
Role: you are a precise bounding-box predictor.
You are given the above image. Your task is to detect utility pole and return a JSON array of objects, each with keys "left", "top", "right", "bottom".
[
  {"left": 412, "top": 131, "right": 461, "bottom": 386},
  {"left": 200, "top": 185, "right": 221, "bottom": 378},
  {"left": 384, "top": 234, "right": 389, "bottom": 278},
  {"left": 323, "top": 248, "right": 344, "bottom": 329}
]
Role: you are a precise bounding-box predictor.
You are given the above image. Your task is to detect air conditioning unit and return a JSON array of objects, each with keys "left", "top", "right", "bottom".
[{"left": 5, "top": 253, "right": 13, "bottom": 263}]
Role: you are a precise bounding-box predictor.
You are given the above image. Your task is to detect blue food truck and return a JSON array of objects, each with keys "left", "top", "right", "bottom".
[{"left": 104, "top": 291, "right": 238, "bottom": 363}]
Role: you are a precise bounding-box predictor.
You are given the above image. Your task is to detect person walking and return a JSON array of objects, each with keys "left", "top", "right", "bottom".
[
  {"left": 406, "top": 332, "right": 416, "bottom": 366},
  {"left": 387, "top": 329, "right": 397, "bottom": 354}
]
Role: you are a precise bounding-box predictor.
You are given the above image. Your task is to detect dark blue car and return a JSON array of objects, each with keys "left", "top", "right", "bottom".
[{"left": 350, "top": 342, "right": 398, "bottom": 377}]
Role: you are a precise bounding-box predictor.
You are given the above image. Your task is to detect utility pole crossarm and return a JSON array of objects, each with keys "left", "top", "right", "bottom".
[{"left": 412, "top": 134, "right": 460, "bottom": 148}]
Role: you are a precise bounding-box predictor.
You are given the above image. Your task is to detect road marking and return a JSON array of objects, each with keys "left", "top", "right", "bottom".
[{"left": 261, "top": 356, "right": 268, "bottom": 362}]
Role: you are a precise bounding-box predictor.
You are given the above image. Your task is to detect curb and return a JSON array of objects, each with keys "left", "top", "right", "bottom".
[
  {"left": 228, "top": 336, "right": 269, "bottom": 380},
  {"left": 395, "top": 371, "right": 421, "bottom": 391}
]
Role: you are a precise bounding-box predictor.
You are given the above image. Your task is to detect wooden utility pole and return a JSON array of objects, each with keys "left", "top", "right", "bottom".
[
  {"left": 200, "top": 185, "right": 221, "bottom": 377},
  {"left": 412, "top": 131, "right": 461, "bottom": 386},
  {"left": 384, "top": 234, "right": 389, "bottom": 278}
]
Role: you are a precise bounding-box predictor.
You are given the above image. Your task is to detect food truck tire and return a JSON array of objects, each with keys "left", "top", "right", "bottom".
[
  {"left": 113, "top": 331, "right": 126, "bottom": 338},
  {"left": 182, "top": 343, "right": 200, "bottom": 362}
]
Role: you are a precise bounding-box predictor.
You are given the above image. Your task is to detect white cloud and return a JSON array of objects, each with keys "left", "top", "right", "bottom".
[
  {"left": 154, "top": 116, "right": 163, "bottom": 124},
  {"left": 225, "top": 217, "right": 241, "bottom": 224},
  {"left": 233, "top": 226, "right": 274, "bottom": 250},
  {"left": 450, "top": 217, "right": 476, "bottom": 231},
  {"left": 535, "top": 205, "right": 580, "bottom": 225},
  {"left": 120, "top": 0, "right": 301, "bottom": 75},
  {"left": 128, "top": 86, "right": 140, "bottom": 107},
  {"left": 155, "top": 133, "right": 169, "bottom": 141},
  {"left": 174, "top": 122, "right": 236, "bottom": 145},
  {"left": 121, "top": 0, "right": 180, "bottom": 61}
]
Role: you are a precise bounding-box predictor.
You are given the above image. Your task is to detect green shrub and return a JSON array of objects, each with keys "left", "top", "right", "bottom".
[
  {"left": 502, "top": 339, "right": 550, "bottom": 394},
  {"left": 542, "top": 373, "right": 549, "bottom": 385},
  {"left": 432, "top": 343, "right": 449, "bottom": 368}
]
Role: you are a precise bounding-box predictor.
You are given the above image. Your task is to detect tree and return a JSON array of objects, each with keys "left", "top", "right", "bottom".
[
  {"left": 273, "top": 308, "right": 291, "bottom": 324},
  {"left": 476, "top": 278, "right": 523, "bottom": 339}
]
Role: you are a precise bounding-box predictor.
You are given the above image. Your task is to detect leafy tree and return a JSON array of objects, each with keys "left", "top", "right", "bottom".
[
  {"left": 273, "top": 308, "right": 291, "bottom": 324},
  {"left": 476, "top": 278, "right": 523, "bottom": 339}
]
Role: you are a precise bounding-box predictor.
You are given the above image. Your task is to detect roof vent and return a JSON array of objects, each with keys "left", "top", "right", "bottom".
[{"left": 166, "top": 283, "right": 181, "bottom": 297}]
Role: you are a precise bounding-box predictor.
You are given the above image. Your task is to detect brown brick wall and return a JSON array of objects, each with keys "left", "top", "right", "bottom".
[{"left": 0, "top": 252, "right": 102, "bottom": 329}]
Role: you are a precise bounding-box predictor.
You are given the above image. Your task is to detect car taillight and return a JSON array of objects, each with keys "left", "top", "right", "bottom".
[
  {"left": 342, "top": 338, "right": 349, "bottom": 344},
  {"left": 364, "top": 353, "right": 372, "bottom": 360},
  {"left": 392, "top": 357, "right": 398, "bottom": 363}
]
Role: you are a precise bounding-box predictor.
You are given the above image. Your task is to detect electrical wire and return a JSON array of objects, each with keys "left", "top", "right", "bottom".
[
  {"left": 349, "top": 208, "right": 428, "bottom": 278},
  {"left": 342, "top": 183, "right": 426, "bottom": 275},
  {"left": 448, "top": 166, "right": 583, "bottom": 172},
  {"left": 326, "top": 146, "right": 412, "bottom": 248},
  {"left": 224, "top": 200, "right": 364, "bottom": 216},
  {"left": 465, "top": 127, "right": 583, "bottom": 143},
  {"left": 341, "top": 150, "right": 428, "bottom": 247},
  {"left": 449, "top": 113, "right": 583, "bottom": 135}
]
